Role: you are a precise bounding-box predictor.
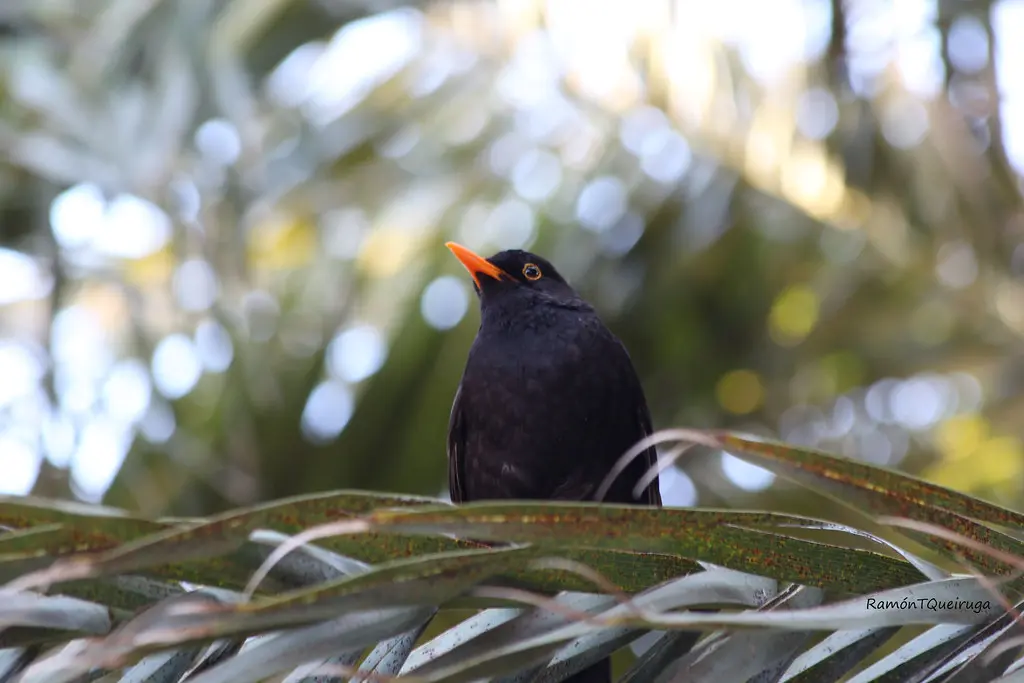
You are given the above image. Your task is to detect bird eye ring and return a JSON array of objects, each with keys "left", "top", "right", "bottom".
[{"left": 522, "top": 263, "right": 542, "bottom": 280}]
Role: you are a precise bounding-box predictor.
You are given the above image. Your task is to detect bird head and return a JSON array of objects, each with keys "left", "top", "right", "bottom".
[{"left": 445, "top": 242, "right": 582, "bottom": 308}]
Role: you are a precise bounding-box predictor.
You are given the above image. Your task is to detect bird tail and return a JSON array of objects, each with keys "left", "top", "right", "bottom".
[{"left": 563, "top": 657, "right": 611, "bottom": 683}]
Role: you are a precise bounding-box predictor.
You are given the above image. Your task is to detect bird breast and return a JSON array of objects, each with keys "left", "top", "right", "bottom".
[{"left": 461, "top": 311, "right": 632, "bottom": 485}]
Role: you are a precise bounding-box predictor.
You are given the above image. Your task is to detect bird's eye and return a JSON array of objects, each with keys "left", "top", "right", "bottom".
[{"left": 522, "top": 263, "right": 542, "bottom": 281}]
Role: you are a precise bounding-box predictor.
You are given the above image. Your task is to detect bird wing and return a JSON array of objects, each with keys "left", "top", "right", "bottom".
[
  {"left": 446, "top": 384, "right": 467, "bottom": 503},
  {"left": 635, "top": 400, "right": 663, "bottom": 507},
  {"left": 608, "top": 330, "right": 662, "bottom": 507},
  {"left": 554, "top": 398, "right": 663, "bottom": 505},
  {"left": 575, "top": 329, "right": 663, "bottom": 507}
]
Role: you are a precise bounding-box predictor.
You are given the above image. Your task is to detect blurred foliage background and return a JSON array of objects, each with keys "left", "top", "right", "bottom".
[{"left": 1, "top": 0, "right": 1023, "bottom": 520}]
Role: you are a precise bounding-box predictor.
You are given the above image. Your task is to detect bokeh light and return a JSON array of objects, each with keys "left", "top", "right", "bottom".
[
  {"left": 721, "top": 452, "right": 776, "bottom": 492},
  {"left": 659, "top": 465, "right": 698, "bottom": 507},
  {"left": 0, "top": 434, "right": 40, "bottom": 495},
  {"left": 301, "top": 380, "right": 355, "bottom": 443},
  {"left": 152, "top": 334, "right": 202, "bottom": 400},
  {"left": 716, "top": 369, "right": 765, "bottom": 416},
  {"left": 0, "top": 249, "right": 52, "bottom": 305},
  {"left": 421, "top": 276, "right": 471, "bottom": 330},
  {"left": 327, "top": 325, "right": 388, "bottom": 383}
]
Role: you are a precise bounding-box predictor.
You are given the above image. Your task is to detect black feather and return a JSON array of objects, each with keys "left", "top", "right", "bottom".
[{"left": 446, "top": 247, "right": 662, "bottom": 683}]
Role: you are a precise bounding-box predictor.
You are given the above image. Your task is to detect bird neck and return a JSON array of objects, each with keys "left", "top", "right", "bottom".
[{"left": 479, "top": 295, "right": 593, "bottom": 335}]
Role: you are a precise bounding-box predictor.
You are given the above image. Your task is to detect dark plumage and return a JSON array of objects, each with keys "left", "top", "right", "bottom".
[{"left": 445, "top": 242, "right": 661, "bottom": 683}]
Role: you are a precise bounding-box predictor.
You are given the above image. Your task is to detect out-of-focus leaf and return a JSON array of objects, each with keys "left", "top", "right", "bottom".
[
  {"left": 620, "top": 576, "right": 1001, "bottom": 631},
  {"left": 11, "top": 638, "right": 106, "bottom": 683},
  {"left": 411, "top": 575, "right": 1001, "bottom": 683},
  {"left": 509, "top": 548, "right": 702, "bottom": 594},
  {"left": 367, "top": 502, "right": 926, "bottom": 593},
  {"left": 8, "top": 498, "right": 700, "bottom": 597},
  {"left": 764, "top": 518, "right": 949, "bottom": 581},
  {"left": 348, "top": 615, "right": 433, "bottom": 682},
  {"left": 0, "top": 590, "right": 111, "bottom": 634},
  {"left": 0, "top": 525, "right": 66, "bottom": 555},
  {"left": 618, "top": 629, "right": 704, "bottom": 683},
  {"left": 13, "top": 592, "right": 231, "bottom": 683},
  {"left": 996, "top": 661, "right": 1024, "bottom": 683},
  {"left": 35, "top": 546, "right": 533, "bottom": 665},
  {"left": 241, "top": 528, "right": 699, "bottom": 595},
  {"left": 115, "top": 646, "right": 201, "bottom": 683},
  {"left": 661, "top": 585, "right": 823, "bottom": 683},
  {"left": 246, "top": 528, "right": 371, "bottom": 583},
  {"left": 403, "top": 593, "right": 617, "bottom": 680},
  {"left": 534, "top": 625, "right": 638, "bottom": 683},
  {"left": 713, "top": 432, "right": 1024, "bottom": 574},
  {"left": 182, "top": 607, "right": 433, "bottom": 683},
  {"left": 68, "top": 0, "right": 165, "bottom": 82},
  {"left": 845, "top": 624, "right": 982, "bottom": 682},
  {"left": 0, "top": 647, "right": 33, "bottom": 681},
  {"left": 780, "top": 627, "right": 900, "bottom": 682},
  {"left": 621, "top": 568, "right": 781, "bottom": 682},
  {"left": 913, "top": 599, "right": 1024, "bottom": 682},
  {"left": 715, "top": 433, "right": 1024, "bottom": 528},
  {"left": 0, "top": 498, "right": 168, "bottom": 553},
  {"left": 56, "top": 575, "right": 184, "bottom": 616},
  {"left": 0, "top": 552, "right": 65, "bottom": 585},
  {"left": 281, "top": 646, "right": 365, "bottom": 683},
  {"left": 220, "top": 545, "right": 536, "bottom": 630},
  {"left": 178, "top": 639, "right": 245, "bottom": 678},
  {"left": 400, "top": 607, "right": 522, "bottom": 673},
  {"left": 141, "top": 528, "right": 374, "bottom": 598},
  {"left": 11, "top": 492, "right": 474, "bottom": 589},
  {"left": 407, "top": 566, "right": 778, "bottom": 682}
]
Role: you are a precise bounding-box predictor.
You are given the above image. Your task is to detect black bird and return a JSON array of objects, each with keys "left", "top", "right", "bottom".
[{"left": 445, "top": 242, "right": 661, "bottom": 683}]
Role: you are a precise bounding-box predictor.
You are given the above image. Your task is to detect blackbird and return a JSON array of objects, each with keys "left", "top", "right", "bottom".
[{"left": 445, "top": 242, "right": 661, "bottom": 683}]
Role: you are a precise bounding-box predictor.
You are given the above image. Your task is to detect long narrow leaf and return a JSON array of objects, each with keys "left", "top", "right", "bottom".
[
  {"left": 660, "top": 585, "right": 821, "bottom": 683},
  {"left": 367, "top": 502, "right": 925, "bottom": 593},
  {"left": 116, "top": 647, "right": 202, "bottom": 683},
  {"left": 348, "top": 615, "right": 434, "bottom": 681},
  {"left": 712, "top": 432, "right": 1024, "bottom": 575},
  {"left": 410, "top": 566, "right": 779, "bottom": 682},
  {"left": 535, "top": 626, "right": 638, "bottom": 683},
  {"left": 845, "top": 624, "right": 982, "bottom": 683},
  {"left": 916, "top": 598, "right": 1024, "bottom": 682},
  {"left": 780, "top": 628, "right": 900, "bottom": 682},
  {"left": 0, "top": 591, "right": 111, "bottom": 634},
  {"left": 403, "top": 593, "right": 616, "bottom": 679},
  {"left": 183, "top": 607, "right": 432, "bottom": 683},
  {"left": 8, "top": 492, "right": 478, "bottom": 590},
  {"left": 618, "top": 630, "right": 705, "bottom": 683}
]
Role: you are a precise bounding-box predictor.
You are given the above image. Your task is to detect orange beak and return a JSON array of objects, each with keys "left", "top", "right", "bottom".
[{"left": 445, "top": 242, "right": 507, "bottom": 289}]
